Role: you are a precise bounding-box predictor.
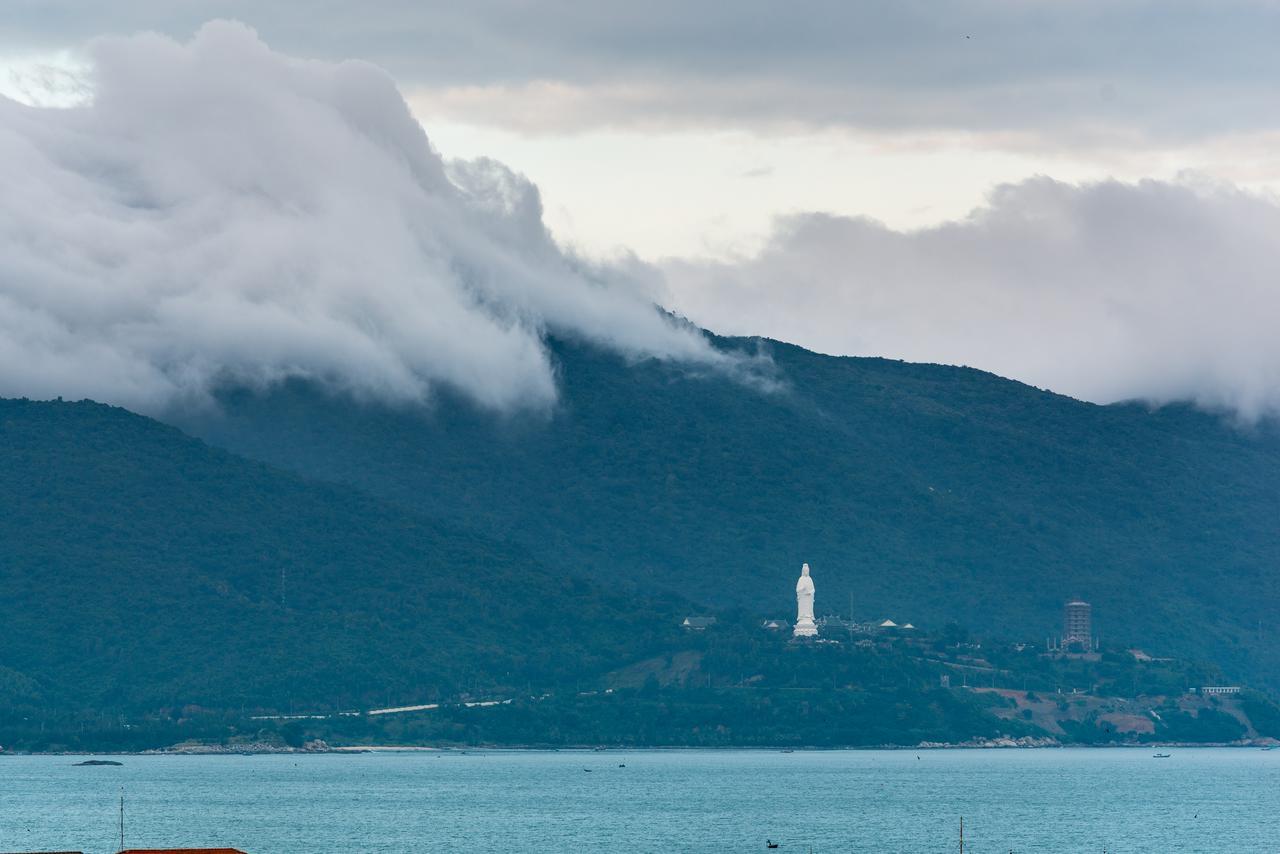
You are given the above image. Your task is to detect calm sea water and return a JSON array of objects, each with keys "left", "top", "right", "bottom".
[{"left": 1, "top": 748, "right": 1277, "bottom": 852}]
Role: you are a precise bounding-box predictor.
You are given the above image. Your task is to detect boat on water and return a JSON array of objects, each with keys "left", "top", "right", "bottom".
[{"left": 1152, "top": 753, "right": 1172, "bottom": 758}]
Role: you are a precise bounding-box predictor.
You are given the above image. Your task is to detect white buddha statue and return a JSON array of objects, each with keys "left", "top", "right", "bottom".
[{"left": 793, "top": 563, "right": 818, "bottom": 637}]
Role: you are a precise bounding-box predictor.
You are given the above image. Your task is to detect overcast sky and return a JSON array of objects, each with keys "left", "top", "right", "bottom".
[
  {"left": 2, "top": 3, "right": 1279, "bottom": 416},
  {"left": 8, "top": 2, "right": 1280, "bottom": 255}
]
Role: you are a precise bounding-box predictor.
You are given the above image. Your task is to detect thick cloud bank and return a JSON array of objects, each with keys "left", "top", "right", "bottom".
[
  {"left": 664, "top": 177, "right": 1280, "bottom": 420},
  {"left": 0, "top": 21, "right": 724, "bottom": 413}
]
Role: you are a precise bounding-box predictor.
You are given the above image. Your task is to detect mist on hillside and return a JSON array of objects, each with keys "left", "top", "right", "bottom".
[{"left": 0, "top": 22, "right": 731, "bottom": 414}]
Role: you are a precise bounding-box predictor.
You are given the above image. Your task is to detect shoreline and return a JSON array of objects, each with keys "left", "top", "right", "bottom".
[{"left": 4, "top": 739, "right": 1276, "bottom": 757}]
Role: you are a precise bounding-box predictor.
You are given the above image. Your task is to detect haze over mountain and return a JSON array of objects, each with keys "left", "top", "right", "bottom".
[{"left": 663, "top": 177, "right": 1280, "bottom": 421}]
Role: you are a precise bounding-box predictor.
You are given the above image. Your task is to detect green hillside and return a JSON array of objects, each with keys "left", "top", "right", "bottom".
[
  {"left": 177, "top": 335, "right": 1280, "bottom": 690},
  {"left": 0, "top": 398, "right": 684, "bottom": 717}
]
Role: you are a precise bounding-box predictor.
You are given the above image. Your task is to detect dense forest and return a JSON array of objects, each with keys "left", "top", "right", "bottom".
[
  {"left": 178, "top": 334, "right": 1280, "bottom": 690},
  {"left": 0, "top": 398, "right": 686, "bottom": 719},
  {"left": 5, "top": 330, "right": 1280, "bottom": 750}
]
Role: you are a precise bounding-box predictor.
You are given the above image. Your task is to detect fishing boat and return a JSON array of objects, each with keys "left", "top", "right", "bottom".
[{"left": 1152, "top": 752, "right": 1172, "bottom": 758}]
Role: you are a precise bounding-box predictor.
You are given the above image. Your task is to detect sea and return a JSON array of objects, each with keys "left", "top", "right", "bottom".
[{"left": 1, "top": 747, "right": 1277, "bottom": 852}]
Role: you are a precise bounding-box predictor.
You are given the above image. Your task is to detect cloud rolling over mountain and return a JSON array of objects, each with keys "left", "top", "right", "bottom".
[
  {"left": 3, "top": 20, "right": 1278, "bottom": 421},
  {"left": 663, "top": 177, "right": 1280, "bottom": 420},
  {"left": 0, "top": 21, "right": 722, "bottom": 413}
]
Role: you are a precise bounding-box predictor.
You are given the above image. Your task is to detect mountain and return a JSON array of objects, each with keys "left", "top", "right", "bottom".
[
  {"left": 0, "top": 398, "right": 684, "bottom": 716},
  {"left": 173, "top": 334, "right": 1280, "bottom": 690}
]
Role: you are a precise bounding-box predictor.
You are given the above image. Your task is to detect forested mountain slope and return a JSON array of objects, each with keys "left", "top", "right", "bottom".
[
  {"left": 178, "top": 335, "right": 1280, "bottom": 689},
  {"left": 0, "top": 398, "right": 683, "bottom": 714}
]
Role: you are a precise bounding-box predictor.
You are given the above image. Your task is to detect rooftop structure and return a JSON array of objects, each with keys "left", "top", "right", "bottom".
[{"left": 681, "top": 616, "right": 717, "bottom": 631}]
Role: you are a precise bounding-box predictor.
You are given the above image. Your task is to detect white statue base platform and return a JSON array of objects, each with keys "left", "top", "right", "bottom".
[{"left": 793, "top": 618, "right": 817, "bottom": 638}]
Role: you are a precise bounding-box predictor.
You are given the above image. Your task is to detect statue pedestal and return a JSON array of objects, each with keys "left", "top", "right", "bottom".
[{"left": 793, "top": 618, "right": 817, "bottom": 638}]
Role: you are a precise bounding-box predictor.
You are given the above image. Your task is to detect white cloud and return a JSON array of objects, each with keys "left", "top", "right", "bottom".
[
  {"left": 0, "top": 51, "right": 90, "bottom": 108},
  {"left": 0, "top": 21, "right": 729, "bottom": 413},
  {"left": 5, "top": 19, "right": 1276, "bottom": 422},
  {"left": 662, "top": 176, "right": 1280, "bottom": 420}
]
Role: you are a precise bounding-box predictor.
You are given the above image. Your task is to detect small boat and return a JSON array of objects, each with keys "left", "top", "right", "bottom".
[
  {"left": 1153, "top": 753, "right": 1172, "bottom": 758},
  {"left": 766, "top": 841, "right": 780, "bottom": 849}
]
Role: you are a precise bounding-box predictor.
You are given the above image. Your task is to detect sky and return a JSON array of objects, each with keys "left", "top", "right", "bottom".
[{"left": 2, "top": 3, "right": 1279, "bottom": 417}]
